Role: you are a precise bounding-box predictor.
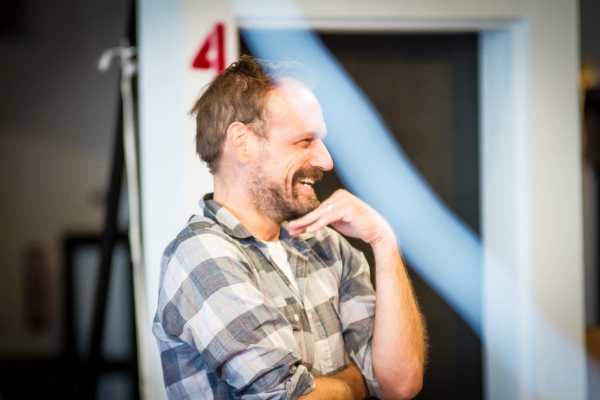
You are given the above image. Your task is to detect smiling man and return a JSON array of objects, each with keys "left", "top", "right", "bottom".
[{"left": 153, "top": 55, "right": 426, "bottom": 400}]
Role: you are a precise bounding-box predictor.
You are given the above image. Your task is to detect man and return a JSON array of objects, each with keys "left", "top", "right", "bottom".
[{"left": 153, "top": 55, "right": 426, "bottom": 399}]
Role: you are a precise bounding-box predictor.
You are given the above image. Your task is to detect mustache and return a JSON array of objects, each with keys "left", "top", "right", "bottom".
[{"left": 293, "top": 168, "right": 324, "bottom": 183}]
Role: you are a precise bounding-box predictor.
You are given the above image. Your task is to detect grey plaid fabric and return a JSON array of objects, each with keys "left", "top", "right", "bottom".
[{"left": 153, "top": 194, "right": 382, "bottom": 399}]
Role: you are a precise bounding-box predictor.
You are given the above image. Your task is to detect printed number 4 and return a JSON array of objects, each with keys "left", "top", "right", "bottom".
[{"left": 192, "top": 23, "right": 225, "bottom": 73}]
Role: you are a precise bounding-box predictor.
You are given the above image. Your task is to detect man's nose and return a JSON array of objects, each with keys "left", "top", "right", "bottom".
[{"left": 310, "top": 139, "right": 334, "bottom": 171}]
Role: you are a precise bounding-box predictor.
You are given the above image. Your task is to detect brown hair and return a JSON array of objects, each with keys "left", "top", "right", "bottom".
[
  {"left": 190, "top": 55, "right": 316, "bottom": 173},
  {"left": 190, "top": 55, "right": 277, "bottom": 173}
]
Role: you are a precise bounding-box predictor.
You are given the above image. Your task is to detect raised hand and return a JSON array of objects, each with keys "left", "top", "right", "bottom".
[{"left": 288, "top": 189, "right": 396, "bottom": 247}]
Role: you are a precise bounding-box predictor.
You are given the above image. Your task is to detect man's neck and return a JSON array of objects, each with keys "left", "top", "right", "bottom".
[{"left": 213, "top": 182, "right": 281, "bottom": 242}]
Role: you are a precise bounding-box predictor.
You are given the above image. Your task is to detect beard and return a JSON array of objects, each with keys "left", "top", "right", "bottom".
[{"left": 250, "top": 163, "right": 323, "bottom": 223}]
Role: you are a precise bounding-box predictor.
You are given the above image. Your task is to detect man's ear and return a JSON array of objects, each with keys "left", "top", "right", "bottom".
[{"left": 225, "top": 122, "right": 254, "bottom": 164}]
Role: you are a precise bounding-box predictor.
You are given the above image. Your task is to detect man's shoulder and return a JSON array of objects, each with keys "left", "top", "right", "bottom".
[{"left": 162, "top": 213, "right": 242, "bottom": 261}]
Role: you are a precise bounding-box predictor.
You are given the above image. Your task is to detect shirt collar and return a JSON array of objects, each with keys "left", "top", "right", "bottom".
[
  {"left": 200, "top": 193, "right": 253, "bottom": 239},
  {"left": 199, "top": 193, "right": 315, "bottom": 253}
]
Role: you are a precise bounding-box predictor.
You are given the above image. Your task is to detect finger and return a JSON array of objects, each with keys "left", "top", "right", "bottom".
[
  {"left": 288, "top": 190, "right": 354, "bottom": 235},
  {"left": 288, "top": 211, "right": 319, "bottom": 230},
  {"left": 289, "top": 200, "right": 337, "bottom": 231},
  {"left": 287, "top": 210, "right": 332, "bottom": 237},
  {"left": 298, "top": 205, "right": 345, "bottom": 234}
]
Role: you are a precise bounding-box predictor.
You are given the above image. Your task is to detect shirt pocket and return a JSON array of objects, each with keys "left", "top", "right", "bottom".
[
  {"left": 310, "top": 296, "right": 345, "bottom": 375},
  {"left": 317, "top": 296, "right": 343, "bottom": 334},
  {"left": 329, "top": 296, "right": 342, "bottom": 322}
]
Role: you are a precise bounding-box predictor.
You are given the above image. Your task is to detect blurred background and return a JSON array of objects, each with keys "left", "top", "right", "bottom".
[
  {"left": 0, "top": 0, "right": 134, "bottom": 398},
  {"left": 0, "top": 0, "right": 599, "bottom": 399}
]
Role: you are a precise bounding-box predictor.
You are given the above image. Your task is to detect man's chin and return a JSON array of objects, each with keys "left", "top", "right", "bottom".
[
  {"left": 299, "top": 193, "right": 320, "bottom": 211},
  {"left": 263, "top": 190, "right": 321, "bottom": 222},
  {"left": 286, "top": 198, "right": 320, "bottom": 221}
]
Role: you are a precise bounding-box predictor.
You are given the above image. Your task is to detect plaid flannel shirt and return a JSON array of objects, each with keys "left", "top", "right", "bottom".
[{"left": 153, "top": 194, "right": 382, "bottom": 399}]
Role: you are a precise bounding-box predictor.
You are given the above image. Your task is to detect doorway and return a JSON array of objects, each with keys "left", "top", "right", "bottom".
[{"left": 242, "top": 31, "right": 482, "bottom": 399}]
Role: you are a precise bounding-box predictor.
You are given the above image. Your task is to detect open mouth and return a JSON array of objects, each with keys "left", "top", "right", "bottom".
[
  {"left": 298, "top": 177, "right": 317, "bottom": 188},
  {"left": 293, "top": 168, "right": 323, "bottom": 190}
]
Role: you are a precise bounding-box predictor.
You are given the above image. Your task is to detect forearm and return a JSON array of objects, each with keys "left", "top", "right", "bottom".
[
  {"left": 371, "top": 237, "right": 426, "bottom": 400},
  {"left": 300, "top": 361, "right": 368, "bottom": 400},
  {"left": 287, "top": 190, "right": 426, "bottom": 398}
]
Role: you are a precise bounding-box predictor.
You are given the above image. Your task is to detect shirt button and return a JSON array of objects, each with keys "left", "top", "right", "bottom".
[{"left": 293, "top": 314, "right": 299, "bottom": 322}]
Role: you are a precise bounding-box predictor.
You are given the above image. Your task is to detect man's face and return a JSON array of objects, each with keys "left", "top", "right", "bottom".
[{"left": 249, "top": 78, "right": 333, "bottom": 222}]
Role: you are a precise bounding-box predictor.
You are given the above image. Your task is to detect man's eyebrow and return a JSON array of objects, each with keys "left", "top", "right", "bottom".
[
  {"left": 310, "top": 130, "right": 327, "bottom": 140},
  {"left": 295, "top": 131, "right": 317, "bottom": 140}
]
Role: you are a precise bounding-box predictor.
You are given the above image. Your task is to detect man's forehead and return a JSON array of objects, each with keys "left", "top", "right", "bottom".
[
  {"left": 268, "top": 78, "right": 324, "bottom": 122},
  {"left": 265, "top": 81, "right": 327, "bottom": 141},
  {"left": 276, "top": 77, "right": 317, "bottom": 103}
]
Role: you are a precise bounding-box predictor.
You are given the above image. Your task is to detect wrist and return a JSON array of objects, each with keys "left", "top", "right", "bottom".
[
  {"left": 368, "top": 218, "right": 397, "bottom": 246},
  {"left": 371, "top": 235, "right": 401, "bottom": 260}
]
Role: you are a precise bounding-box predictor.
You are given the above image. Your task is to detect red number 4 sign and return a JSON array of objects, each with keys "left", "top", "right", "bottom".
[{"left": 192, "top": 23, "right": 225, "bottom": 74}]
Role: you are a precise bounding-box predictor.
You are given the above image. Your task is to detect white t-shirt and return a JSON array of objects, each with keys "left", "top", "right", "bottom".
[{"left": 264, "top": 240, "right": 299, "bottom": 292}]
